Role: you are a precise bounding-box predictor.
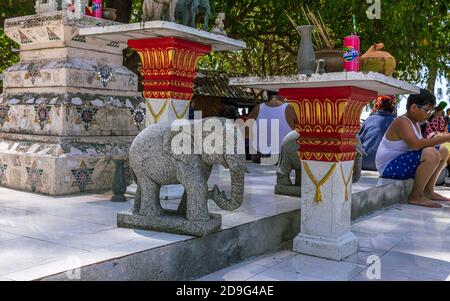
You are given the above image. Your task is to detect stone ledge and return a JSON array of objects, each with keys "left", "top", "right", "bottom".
[{"left": 36, "top": 175, "right": 412, "bottom": 280}]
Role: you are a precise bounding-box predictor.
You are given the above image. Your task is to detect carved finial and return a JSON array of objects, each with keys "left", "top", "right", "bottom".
[{"left": 212, "top": 12, "right": 227, "bottom": 36}]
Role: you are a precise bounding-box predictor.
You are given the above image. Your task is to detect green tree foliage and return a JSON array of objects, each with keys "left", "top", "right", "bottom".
[
  {"left": 0, "top": 0, "right": 448, "bottom": 91},
  {"left": 200, "top": 0, "right": 449, "bottom": 91},
  {"left": 0, "top": 0, "right": 35, "bottom": 89}
]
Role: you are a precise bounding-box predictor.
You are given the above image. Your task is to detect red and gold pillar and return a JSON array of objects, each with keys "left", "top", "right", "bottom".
[
  {"left": 128, "top": 37, "right": 211, "bottom": 125},
  {"left": 280, "top": 86, "right": 377, "bottom": 260}
]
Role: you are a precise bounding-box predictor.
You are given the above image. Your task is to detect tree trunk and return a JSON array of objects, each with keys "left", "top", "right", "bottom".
[
  {"left": 427, "top": 64, "right": 438, "bottom": 93},
  {"left": 108, "top": 0, "right": 133, "bottom": 23}
]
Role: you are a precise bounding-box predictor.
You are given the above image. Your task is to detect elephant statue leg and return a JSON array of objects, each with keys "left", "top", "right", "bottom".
[
  {"left": 186, "top": 181, "right": 209, "bottom": 221},
  {"left": 138, "top": 176, "right": 164, "bottom": 216},
  {"left": 177, "top": 191, "right": 187, "bottom": 215},
  {"left": 168, "top": 0, "right": 177, "bottom": 22},
  {"left": 153, "top": 2, "right": 165, "bottom": 21},
  {"left": 133, "top": 183, "right": 142, "bottom": 214},
  {"left": 203, "top": 6, "right": 211, "bottom": 30},
  {"left": 294, "top": 168, "right": 302, "bottom": 186},
  {"left": 176, "top": 165, "right": 209, "bottom": 221},
  {"left": 142, "top": 0, "right": 153, "bottom": 21}
]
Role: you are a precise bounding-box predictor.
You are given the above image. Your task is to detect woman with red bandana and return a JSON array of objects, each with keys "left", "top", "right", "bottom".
[{"left": 359, "top": 95, "right": 397, "bottom": 171}]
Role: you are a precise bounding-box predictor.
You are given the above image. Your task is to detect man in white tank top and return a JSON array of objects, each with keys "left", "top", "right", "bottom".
[
  {"left": 375, "top": 89, "right": 450, "bottom": 208},
  {"left": 247, "top": 92, "right": 297, "bottom": 164}
]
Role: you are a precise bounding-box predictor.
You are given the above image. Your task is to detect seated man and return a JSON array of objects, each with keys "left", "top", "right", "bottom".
[
  {"left": 375, "top": 89, "right": 450, "bottom": 208},
  {"left": 359, "top": 95, "right": 396, "bottom": 171}
]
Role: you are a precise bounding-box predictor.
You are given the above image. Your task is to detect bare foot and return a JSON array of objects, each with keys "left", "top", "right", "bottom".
[
  {"left": 425, "top": 192, "right": 450, "bottom": 202},
  {"left": 407, "top": 195, "right": 442, "bottom": 208}
]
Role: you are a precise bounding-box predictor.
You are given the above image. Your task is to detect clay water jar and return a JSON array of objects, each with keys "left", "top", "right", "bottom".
[{"left": 315, "top": 50, "right": 344, "bottom": 73}]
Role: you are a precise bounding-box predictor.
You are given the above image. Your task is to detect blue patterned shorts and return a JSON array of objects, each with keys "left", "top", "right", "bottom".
[{"left": 381, "top": 150, "right": 423, "bottom": 180}]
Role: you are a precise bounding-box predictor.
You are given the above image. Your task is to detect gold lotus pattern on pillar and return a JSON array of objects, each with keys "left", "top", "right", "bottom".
[
  {"left": 147, "top": 99, "right": 169, "bottom": 123},
  {"left": 288, "top": 96, "right": 368, "bottom": 162},
  {"left": 171, "top": 100, "right": 191, "bottom": 119},
  {"left": 302, "top": 161, "right": 337, "bottom": 203},
  {"left": 135, "top": 47, "right": 205, "bottom": 101},
  {"left": 340, "top": 163, "right": 354, "bottom": 202},
  {"left": 129, "top": 37, "right": 211, "bottom": 104}
]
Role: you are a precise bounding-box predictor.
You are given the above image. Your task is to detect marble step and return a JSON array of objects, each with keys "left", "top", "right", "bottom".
[{"left": 34, "top": 172, "right": 412, "bottom": 281}]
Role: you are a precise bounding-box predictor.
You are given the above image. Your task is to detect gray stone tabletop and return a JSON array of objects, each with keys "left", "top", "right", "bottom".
[
  {"left": 229, "top": 72, "right": 421, "bottom": 95},
  {"left": 79, "top": 21, "right": 246, "bottom": 52}
]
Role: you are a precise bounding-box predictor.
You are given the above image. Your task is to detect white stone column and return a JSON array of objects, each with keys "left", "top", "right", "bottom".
[
  {"left": 145, "top": 98, "right": 191, "bottom": 126},
  {"left": 294, "top": 160, "right": 358, "bottom": 261}
]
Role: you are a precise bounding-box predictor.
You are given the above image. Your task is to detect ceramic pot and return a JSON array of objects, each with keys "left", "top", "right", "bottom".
[
  {"left": 315, "top": 50, "right": 344, "bottom": 73},
  {"left": 102, "top": 8, "right": 117, "bottom": 21}
]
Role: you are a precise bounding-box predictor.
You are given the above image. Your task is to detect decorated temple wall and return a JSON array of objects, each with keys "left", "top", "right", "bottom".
[
  {"left": 0, "top": 11, "right": 142, "bottom": 195},
  {"left": 3, "top": 61, "right": 137, "bottom": 92},
  {"left": 0, "top": 136, "right": 133, "bottom": 195},
  {"left": 0, "top": 98, "right": 146, "bottom": 136}
]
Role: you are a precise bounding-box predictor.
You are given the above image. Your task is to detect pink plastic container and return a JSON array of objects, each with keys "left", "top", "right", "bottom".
[
  {"left": 92, "top": 0, "right": 102, "bottom": 18},
  {"left": 343, "top": 35, "right": 360, "bottom": 72}
]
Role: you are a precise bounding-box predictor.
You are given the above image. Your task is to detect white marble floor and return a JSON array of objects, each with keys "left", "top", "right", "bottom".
[
  {"left": 0, "top": 163, "right": 439, "bottom": 281},
  {"left": 197, "top": 192, "right": 450, "bottom": 281},
  {"left": 0, "top": 164, "right": 298, "bottom": 280}
]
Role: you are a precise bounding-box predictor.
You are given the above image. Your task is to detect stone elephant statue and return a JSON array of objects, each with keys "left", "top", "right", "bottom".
[
  {"left": 275, "top": 131, "right": 366, "bottom": 197},
  {"left": 175, "top": 0, "right": 211, "bottom": 30},
  {"left": 191, "top": 0, "right": 211, "bottom": 30},
  {"left": 129, "top": 119, "right": 246, "bottom": 224},
  {"left": 142, "top": 0, "right": 177, "bottom": 22}
]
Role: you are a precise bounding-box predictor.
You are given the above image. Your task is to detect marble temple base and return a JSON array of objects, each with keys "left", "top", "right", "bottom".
[
  {"left": 0, "top": 12, "right": 145, "bottom": 195},
  {"left": 0, "top": 134, "right": 134, "bottom": 195}
]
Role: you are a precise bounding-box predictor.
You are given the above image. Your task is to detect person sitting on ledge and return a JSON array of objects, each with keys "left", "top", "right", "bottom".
[
  {"left": 359, "top": 95, "right": 397, "bottom": 171},
  {"left": 375, "top": 89, "right": 450, "bottom": 208},
  {"left": 423, "top": 101, "right": 448, "bottom": 138}
]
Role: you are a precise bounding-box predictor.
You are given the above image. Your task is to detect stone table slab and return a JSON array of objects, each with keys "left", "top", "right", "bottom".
[
  {"left": 229, "top": 72, "right": 421, "bottom": 95},
  {"left": 79, "top": 21, "right": 246, "bottom": 52}
]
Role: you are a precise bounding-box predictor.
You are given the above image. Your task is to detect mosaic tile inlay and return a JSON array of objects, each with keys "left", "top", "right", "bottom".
[
  {"left": 95, "top": 65, "right": 115, "bottom": 88},
  {"left": 18, "top": 30, "right": 32, "bottom": 44},
  {"left": 71, "top": 161, "right": 95, "bottom": 192},
  {"left": 0, "top": 105, "right": 10, "bottom": 127},
  {"left": 0, "top": 162, "right": 7, "bottom": 183},
  {"left": 130, "top": 107, "right": 145, "bottom": 130},
  {"left": 107, "top": 41, "right": 120, "bottom": 48},
  {"left": 34, "top": 105, "right": 52, "bottom": 130},
  {"left": 25, "top": 64, "right": 41, "bottom": 84},
  {"left": 26, "top": 161, "right": 43, "bottom": 192},
  {"left": 46, "top": 27, "right": 60, "bottom": 40},
  {"left": 72, "top": 35, "right": 86, "bottom": 43},
  {"left": 76, "top": 106, "right": 98, "bottom": 131}
]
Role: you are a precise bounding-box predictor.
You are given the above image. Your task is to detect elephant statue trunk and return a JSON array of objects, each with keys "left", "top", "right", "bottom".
[{"left": 210, "top": 166, "right": 244, "bottom": 211}]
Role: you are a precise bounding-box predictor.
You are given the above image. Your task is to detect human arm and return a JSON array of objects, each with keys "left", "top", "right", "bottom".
[
  {"left": 395, "top": 117, "right": 450, "bottom": 150},
  {"left": 285, "top": 104, "right": 298, "bottom": 130},
  {"left": 245, "top": 105, "right": 260, "bottom": 139}
]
